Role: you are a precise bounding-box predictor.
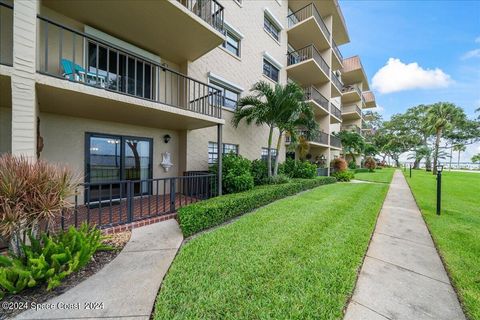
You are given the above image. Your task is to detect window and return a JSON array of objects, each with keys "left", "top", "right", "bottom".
[
  {"left": 208, "top": 142, "right": 239, "bottom": 164},
  {"left": 261, "top": 148, "right": 278, "bottom": 162},
  {"left": 263, "top": 59, "right": 279, "bottom": 82},
  {"left": 223, "top": 29, "right": 241, "bottom": 57},
  {"left": 86, "top": 133, "right": 152, "bottom": 201},
  {"left": 209, "top": 81, "right": 240, "bottom": 110},
  {"left": 264, "top": 15, "right": 280, "bottom": 41}
]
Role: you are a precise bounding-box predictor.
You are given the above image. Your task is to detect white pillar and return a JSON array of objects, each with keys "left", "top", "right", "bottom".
[{"left": 11, "top": 0, "right": 39, "bottom": 158}]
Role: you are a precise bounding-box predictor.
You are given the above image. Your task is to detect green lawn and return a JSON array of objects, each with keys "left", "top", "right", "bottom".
[
  {"left": 404, "top": 170, "right": 480, "bottom": 319},
  {"left": 354, "top": 167, "right": 395, "bottom": 183},
  {"left": 154, "top": 183, "right": 388, "bottom": 319}
]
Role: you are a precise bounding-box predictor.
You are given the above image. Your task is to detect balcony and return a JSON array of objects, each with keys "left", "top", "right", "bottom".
[
  {"left": 329, "top": 101, "right": 342, "bottom": 124},
  {"left": 285, "top": 130, "right": 328, "bottom": 146},
  {"left": 41, "top": 0, "right": 224, "bottom": 64},
  {"left": 363, "top": 111, "right": 375, "bottom": 120},
  {"left": 342, "top": 124, "right": 361, "bottom": 135},
  {"left": 341, "top": 104, "right": 362, "bottom": 120},
  {"left": 332, "top": 39, "right": 343, "bottom": 70},
  {"left": 330, "top": 135, "right": 342, "bottom": 149},
  {"left": 287, "top": 3, "right": 330, "bottom": 52},
  {"left": 287, "top": 44, "right": 330, "bottom": 85},
  {"left": 35, "top": 16, "right": 223, "bottom": 130},
  {"left": 341, "top": 84, "right": 362, "bottom": 104},
  {"left": 304, "top": 86, "right": 328, "bottom": 115},
  {"left": 362, "top": 91, "right": 377, "bottom": 109},
  {"left": 331, "top": 71, "right": 343, "bottom": 97},
  {"left": 341, "top": 56, "right": 370, "bottom": 91},
  {"left": 0, "top": 2, "right": 13, "bottom": 67}
]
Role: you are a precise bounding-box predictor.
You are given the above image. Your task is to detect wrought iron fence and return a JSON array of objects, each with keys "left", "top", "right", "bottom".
[
  {"left": 332, "top": 39, "right": 343, "bottom": 61},
  {"left": 37, "top": 16, "right": 222, "bottom": 119},
  {"left": 287, "top": 44, "right": 330, "bottom": 76},
  {"left": 330, "top": 135, "right": 342, "bottom": 148},
  {"left": 330, "top": 102, "right": 342, "bottom": 119},
  {"left": 317, "top": 167, "right": 328, "bottom": 176},
  {"left": 59, "top": 173, "right": 217, "bottom": 230},
  {"left": 331, "top": 71, "right": 343, "bottom": 91}
]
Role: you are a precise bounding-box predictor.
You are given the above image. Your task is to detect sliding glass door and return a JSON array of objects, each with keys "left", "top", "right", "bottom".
[{"left": 86, "top": 133, "right": 152, "bottom": 202}]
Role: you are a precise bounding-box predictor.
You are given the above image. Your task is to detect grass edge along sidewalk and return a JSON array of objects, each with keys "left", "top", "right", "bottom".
[
  {"left": 403, "top": 170, "right": 480, "bottom": 320},
  {"left": 154, "top": 182, "right": 389, "bottom": 319}
]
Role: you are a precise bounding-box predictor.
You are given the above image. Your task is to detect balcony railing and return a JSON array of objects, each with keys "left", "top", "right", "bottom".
[
  {"left": 37, "top": 16, "right": 222, "bottom": 119},
  {"left": 342, "top": 104, "right": 362, "bottom": 117},
  {"left": 304, "top": 86, "right": 328, "bottom": 112},
  {"left": 330, "top": 135, "right": 342, "bottom": 148},
  {"left": 342, "top": 84, "right": 361, "bottom": 97},
  {"left": 342, "top": 124, "right": 361, "bottom": 135},
  {"left": 285, "top": 130, "right": 328, "bottom": 145},
  {"left": 287, "top": 44, "right": 330, "bottom": 76},
  {"left": 0, "top": 2, "right": 13, "bottom": 66},
  {"left": 331, "top": 71, "right": 343, "bottom": 91},
  {"left": 332, "top": 39, "right": 343, "bottom": 61},
  {"left": 59, "top": 173, "right": 217, "bottom": 230},
  {"left": 330, "top": 102, "right": 342, "bottom": 119},
  {"left": 287, "top": 3, "right": 330, "bottom": 41},
  {"left": 179, "top": 0, "right": 224, "bottom": 32}
]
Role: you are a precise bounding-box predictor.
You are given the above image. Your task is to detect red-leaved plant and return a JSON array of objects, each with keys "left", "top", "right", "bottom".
[
  {"left": 330, "top": 158, "right": 348, "bottom": 172},
  {"left": 0, "top": 154, "right": 79, "bottom": 255}
]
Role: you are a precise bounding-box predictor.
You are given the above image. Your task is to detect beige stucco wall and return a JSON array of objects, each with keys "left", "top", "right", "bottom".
[
  {"left": 186, "top": 0, "right": 289, "bottom": 170},
  {"left": 39, "top": 112, "right": 181, "bottom": 182}
]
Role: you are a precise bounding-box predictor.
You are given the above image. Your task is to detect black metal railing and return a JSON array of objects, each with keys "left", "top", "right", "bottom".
[
  {"left": 332, "top": 39, "right": 343, "bottom": 61},
  {"left": 36, "top": 16, "right": 222, "bottom": 119},
  {"left": 330, "top": 102, "right": 342, "bottom": 119},
  {"left": 287, "top": 3, "right": 330, "bottom": 41},
  {"left": 287, "top": 44, "right": 330, "bottom": 76},
  {"left": 60, "top": 173, "right": 217, "bottom": 230},
  {"left": 0, "top": 2, "right": 13, "bottom": 66},
  {"left": 342, "top": 84, "right": 361, "bottom": 97},
  {"left": 342, "top": 104, "right": 362, "bottom": 117},
  {"left": 179, "top": 0, "right": 224, "bottom": 32},
  {"left": 317, "top": 167, "right": 328, "bottom": 176},
  {"left": 312, "top": 131, "right": 329, "bottom": 145},
  {"left": 304, "top": 86, "right": 328, "bottom": 112},
  {"left": 330, "top": 135, "right": 342, "bottom": 148},
  {"left": 331, "top": 71, "right": 343, "bottom": 91}
]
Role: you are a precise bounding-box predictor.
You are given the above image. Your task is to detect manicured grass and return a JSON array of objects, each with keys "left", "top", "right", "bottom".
[
  {"left": 404, "top": 170, "right": 480, "bottom": 319},
  {"left": 354, "top": 167, "right": 396, "bottom": 183},
  {"left": 154, "top": 183, "right": 389, "bottom": 319}
]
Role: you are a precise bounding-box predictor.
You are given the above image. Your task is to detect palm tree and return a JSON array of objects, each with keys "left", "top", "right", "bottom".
[
  {"left": 233, "top": 81, "right": 314, "bottom": 177},
  {"left": 335, "top": 130, "right": 365, "bottom": 164},
  {"left": 472, "top": 153, "right": 480, "bottom": 163},
  {"left": 427, "top": 102, "right": 465, "bottom": 174},
  {"left": 453, "top": 144, "right": 466, "bottom": 168}
]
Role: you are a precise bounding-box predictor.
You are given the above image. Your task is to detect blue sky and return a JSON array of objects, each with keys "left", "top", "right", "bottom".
[{"left": 339, "top": 0, "right": 480, "bottom": 161}]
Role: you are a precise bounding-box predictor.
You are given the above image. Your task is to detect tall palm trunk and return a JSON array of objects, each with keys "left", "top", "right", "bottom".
[
  {"left": 432, "top": 127, "right": 442, "bottom": 175},
  {"left": 267, "top": 126, "right": 273, "bottom": 177},
  {"left": 273, "top": 130, "right": 283, "bottom": 176},
  {"left": 424, "top": 138, "right": 432, "bottom": 172}
]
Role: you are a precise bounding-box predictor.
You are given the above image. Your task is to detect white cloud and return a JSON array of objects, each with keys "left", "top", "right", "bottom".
[
  {"left": 372, "top": 58, "right": 452, "bottom": 94},
  {"left": 371, "top": 105, "right": 384, "bottom": 113},
  {"left": 462, "top": 48, "right": 480, "bottom": 60},
  {"left": 475, "top": 36, "right": 480, "bottom": 44}
]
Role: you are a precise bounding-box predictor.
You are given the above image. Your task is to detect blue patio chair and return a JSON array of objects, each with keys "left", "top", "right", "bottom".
[
  {"left": 61, "top": 58, "right": 106, "bottom": 87},
  {"left": 60, "top": 58, "right": 78, "bottom": 81}
]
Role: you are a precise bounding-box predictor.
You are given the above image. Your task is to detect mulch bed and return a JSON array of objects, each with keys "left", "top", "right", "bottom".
[{"left": 0, "top": 231, "right": 131, "bottom": 319}]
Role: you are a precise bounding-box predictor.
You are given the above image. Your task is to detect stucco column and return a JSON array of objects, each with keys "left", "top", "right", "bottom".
[
  {"left": 217, "top": 124, "right": 222, "bottom": 196},
  {"left": 11, "top": 0, "right": 39, "bottom": 158}
]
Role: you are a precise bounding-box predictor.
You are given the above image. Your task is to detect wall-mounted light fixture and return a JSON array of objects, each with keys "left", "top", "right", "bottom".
[{"left": 163, "top": 134, "right": 171, "bottom": 144}]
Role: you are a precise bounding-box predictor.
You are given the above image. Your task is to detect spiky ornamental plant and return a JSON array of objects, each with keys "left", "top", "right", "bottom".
[{"left": 0, "top": 154, "right": 79, "bottom": 256}]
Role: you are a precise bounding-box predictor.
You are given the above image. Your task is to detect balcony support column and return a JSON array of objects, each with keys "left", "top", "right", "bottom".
[
  {"left": 11, "top": 0, "right": 39, "bottom": 158},
  {"left": 217, "top": 124, "right": 223, "bottom": 196}
]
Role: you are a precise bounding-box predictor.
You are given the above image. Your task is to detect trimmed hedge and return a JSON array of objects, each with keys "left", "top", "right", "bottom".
[{"left": 178, "top": 176, "right": 336, "bottom": 237}]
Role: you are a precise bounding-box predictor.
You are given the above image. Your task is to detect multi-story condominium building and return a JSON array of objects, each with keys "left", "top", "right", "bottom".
[{"left": 0, "top": 0, "right": 375, "bottom": 228}]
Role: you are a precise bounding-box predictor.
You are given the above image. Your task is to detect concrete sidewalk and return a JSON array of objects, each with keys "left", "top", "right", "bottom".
[
  {"left": 344, "top": 171, "right": 465, "bottom": 320},
  {"left": 16, "top": 219, "right": 183, "bottom": 320}
]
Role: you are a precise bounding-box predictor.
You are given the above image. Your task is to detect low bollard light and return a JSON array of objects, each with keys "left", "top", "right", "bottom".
[
  {"left": 436, "top": 164, "right": 444, "bottom": 215},
  {"left": 409, "top": 163, "right": 412, "bottom": 178}
]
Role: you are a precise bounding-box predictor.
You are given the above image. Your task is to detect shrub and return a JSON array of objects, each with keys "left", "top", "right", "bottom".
[
  {"left": 0, "top": 155, "right": 78, "bottom": 255},
  {"left": 211, "top": 153, "right": 254, "bottom": 194},
  {"left": 330, "top": 158, "right": 348, "bottom": 172},
  {"left": 332, "top": 170, "right": 355, "bottom": 182},
  {"left": 265, "top": 174, "right": 291, "bottom": 185},
  {"left": 348, "top": 160, "right": 357, "bottom": 170},
  {"left": 364, "top": 157, "right": 376, "bottom": 172},
  {"left": 279, "top": 159, "right": 317, "bottom": 179},
  {"left": 251, "top": 159, "right": 269, "bottom": 185},
  {"left": 178, "top": 177, "right": 337, "bottom": 237},
  {"left": 0, "top": 224, "right": 109, "bottom": 298}
]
